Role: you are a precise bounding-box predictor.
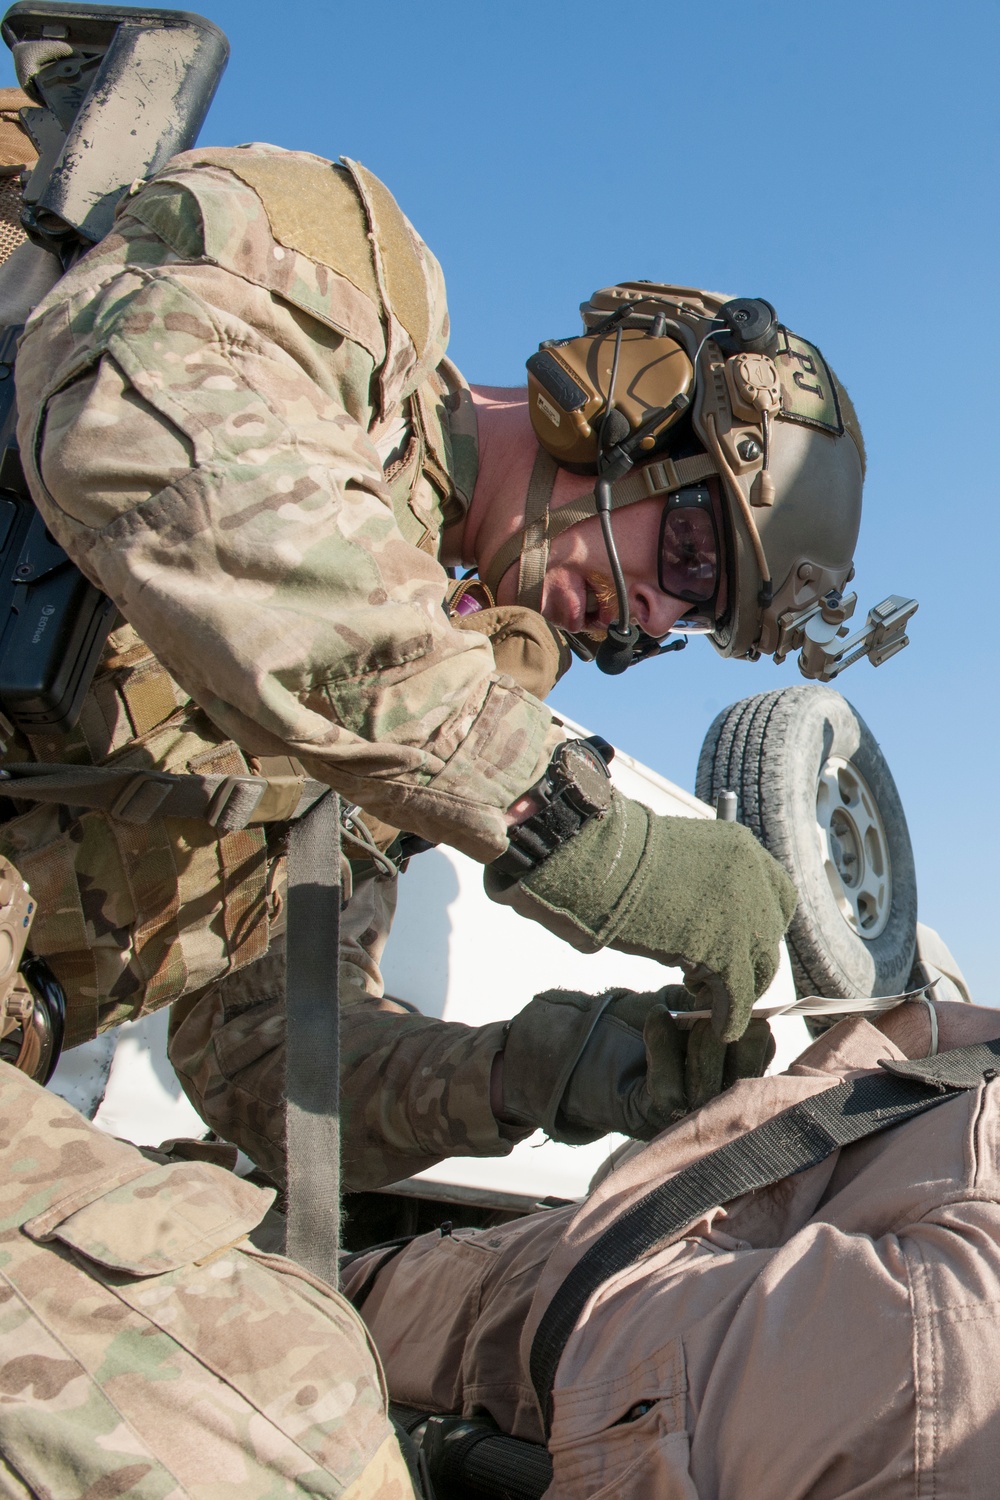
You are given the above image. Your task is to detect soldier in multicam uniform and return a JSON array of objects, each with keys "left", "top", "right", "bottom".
[
  {"left": 0, "top": 115, "right": 885, "bottom": 1498},
  {"left": 0, "top": 102, "right": 420, "bottom": 1498},
  {"left": 4, "top": 142, "right": 871, "bottom": 1196}
]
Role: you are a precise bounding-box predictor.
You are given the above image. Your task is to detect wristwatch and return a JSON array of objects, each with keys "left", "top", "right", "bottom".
[{"left": 491, "top": 735, "right": 614, "bottom": 881}]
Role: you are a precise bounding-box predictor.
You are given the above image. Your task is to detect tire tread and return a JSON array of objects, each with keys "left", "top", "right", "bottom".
[{"left": 695, "top": 686, "right": 916, "bottom": 1000}]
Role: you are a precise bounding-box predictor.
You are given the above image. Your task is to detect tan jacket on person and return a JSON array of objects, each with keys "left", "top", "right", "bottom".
[{"left": 344, "top": 1002, "right": 1000, "bottom": 1498}]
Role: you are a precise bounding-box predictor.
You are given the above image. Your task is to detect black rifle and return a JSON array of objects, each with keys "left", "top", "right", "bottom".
[{"left": 0, "top": 2, "right": 227, "bottom": 735}]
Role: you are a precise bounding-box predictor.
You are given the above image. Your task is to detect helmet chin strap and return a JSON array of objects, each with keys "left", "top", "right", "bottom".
[
  {"left": 480, "top": 448, "right": 718, "bottom": 636},
  {"left": 511, "top": 448, "right": 560, "bottom": 613}
]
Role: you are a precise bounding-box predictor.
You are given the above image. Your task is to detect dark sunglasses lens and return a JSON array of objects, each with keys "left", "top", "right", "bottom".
[{"left": 658, "top": 505, "right": 717, "bottom": 602}]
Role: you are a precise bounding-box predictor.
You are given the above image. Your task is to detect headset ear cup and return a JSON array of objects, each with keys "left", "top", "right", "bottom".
[{"left": 527, "top": 324, "right": 693, "bottom": 468}]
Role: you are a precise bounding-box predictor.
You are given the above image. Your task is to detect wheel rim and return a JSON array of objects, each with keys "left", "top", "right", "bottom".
[{"left": 815, "top": 755, "right": 892, "bottom": 939}]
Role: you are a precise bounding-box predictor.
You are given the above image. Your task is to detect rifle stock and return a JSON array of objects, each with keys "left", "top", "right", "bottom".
[{"left": 0, "top": 3, "right": 228, "bottom": 736}]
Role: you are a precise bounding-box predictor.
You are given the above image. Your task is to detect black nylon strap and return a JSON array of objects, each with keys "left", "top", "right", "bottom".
[
  {"left": 0, "top": 760, "right": 330, "bottom": 832},
  {"left": 284, "top": 791, "right": 342, "bottom": 1285},
  {"left": 343, "top": 1235, "right": 418, "bottom": 1312},
  {"left": 530, "top": 1038, "right": 1000, "bottom": 1432},
  {"left": 0, "top": 761, "right": 268, "bottom": 830}
]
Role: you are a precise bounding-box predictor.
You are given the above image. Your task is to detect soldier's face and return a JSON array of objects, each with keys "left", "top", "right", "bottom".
[
  {"left": 531, "top": 495, "right": 696, "bottom": 640},
  {"left": 468, "top": 387, "right": 721, "bottom": 638}
]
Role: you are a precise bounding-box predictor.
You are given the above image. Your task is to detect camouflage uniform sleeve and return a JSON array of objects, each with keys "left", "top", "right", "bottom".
[
  {"left": 168, "top": 863, "right": 528, "bottom": 1193},
  {"left": 331, "top": 865, "right": 530, "bottom": 1190},
  {"left": 14, "top": 164, "right": 559, "bottom": 864}
]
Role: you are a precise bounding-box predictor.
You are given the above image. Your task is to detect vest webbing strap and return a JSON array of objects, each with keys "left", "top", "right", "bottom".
[
  {"left": 284, "top": 790, "right": 342, "bottom": 1284},
  {"left": 482, "top": 451, "right": 718, "bottom": 604},
  {"left": 0, "top": 761, "right": 328, "bottom": 833},
  {"left": 530, "top": 1039, "right": 1000, "bottom": 1433}
]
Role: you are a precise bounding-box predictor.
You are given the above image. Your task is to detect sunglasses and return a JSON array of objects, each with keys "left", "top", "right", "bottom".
[{"left": 656, "top": 485, "right": 722, "bottom": 630}]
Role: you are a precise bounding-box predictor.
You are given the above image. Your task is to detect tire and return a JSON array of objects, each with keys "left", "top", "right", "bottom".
[{"left": 696, "top": 685, "right": 917, "bottom": 1000}]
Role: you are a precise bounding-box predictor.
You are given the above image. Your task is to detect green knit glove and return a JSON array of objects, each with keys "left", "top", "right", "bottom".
[
  {"left": 485, "top": 793, "right": 797, "bottom": 1043},
  {"left": 500, "top": 985, "right": 776, "bottom": 1144}
]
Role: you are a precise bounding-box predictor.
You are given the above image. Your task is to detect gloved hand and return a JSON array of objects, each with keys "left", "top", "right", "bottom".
[
  {"left": 498, "top": 985, "right": 776, "bottom": 1144},
  {"left": 485, "top": 792, "right": 797, "bottom": 1043},
  {"left": 451, "top": 604, "right": 571, "bottom": 700}
]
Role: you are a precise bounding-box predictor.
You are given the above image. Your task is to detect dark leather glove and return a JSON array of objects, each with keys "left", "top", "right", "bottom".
[
  {"left": 486, "top": 792, "right": 797, "bottom": 1043},
  {"left": 499, "top": 985, "right": 776, "bottom": 1144}
]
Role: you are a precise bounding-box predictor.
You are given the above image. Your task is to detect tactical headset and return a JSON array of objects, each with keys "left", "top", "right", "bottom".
[{"left": 482, "top": 284, "right": 914, "bottom": 679}]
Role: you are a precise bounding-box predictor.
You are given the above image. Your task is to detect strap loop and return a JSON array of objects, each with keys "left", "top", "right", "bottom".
[
  {"left": 204, "top": 774, "right": 268, "bottom": 829},
  {"left": 108, "top": 771, "right": 175, "bottom": 823}
]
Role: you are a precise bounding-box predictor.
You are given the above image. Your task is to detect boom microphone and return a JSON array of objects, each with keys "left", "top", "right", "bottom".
[{"left": 595, "top": 620, "right": 641, "bottom": 675}]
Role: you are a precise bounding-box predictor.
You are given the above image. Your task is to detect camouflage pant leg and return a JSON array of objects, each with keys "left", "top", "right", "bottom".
[
  {"left": 169, "top": 864, "right": 521, "bottom": 1191},
  {"left": 0, "top": 1059, "right": 416, "bottom": 1499}
]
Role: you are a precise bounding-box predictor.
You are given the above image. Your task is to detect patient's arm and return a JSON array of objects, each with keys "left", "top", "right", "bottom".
[{"left": 875, "top": 998, "right": 1000, "bottom": 1057}]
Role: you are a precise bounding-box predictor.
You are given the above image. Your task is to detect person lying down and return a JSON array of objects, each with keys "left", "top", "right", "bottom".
[{"left": 342, "top": 1000, "right": 1000, "bottom": 1499}]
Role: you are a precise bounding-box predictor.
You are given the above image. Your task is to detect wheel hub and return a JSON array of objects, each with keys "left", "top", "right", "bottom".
[{"left": 815, "top": 756, "right": 892, "bottom": 939}]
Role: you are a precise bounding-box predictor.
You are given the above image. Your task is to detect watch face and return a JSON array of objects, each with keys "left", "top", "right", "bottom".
[{"left": 557, "top": 740, "right": 613, "bottom": 817}]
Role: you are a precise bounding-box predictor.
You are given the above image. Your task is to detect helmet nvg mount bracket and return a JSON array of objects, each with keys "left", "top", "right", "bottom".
[{"left": 485, "top": 282, "right": 916, "bottom": 678}]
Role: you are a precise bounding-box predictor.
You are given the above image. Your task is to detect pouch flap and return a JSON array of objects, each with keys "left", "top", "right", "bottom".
[
  {"left": 549, "top": 1340, "right": 688, "bottom": 1446},
  {"left": 24, "top": 1158, "right": 273, "bottom": 1275}
]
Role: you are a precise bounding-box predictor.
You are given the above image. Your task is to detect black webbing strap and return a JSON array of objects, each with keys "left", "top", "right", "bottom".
[
  {"left": 0, "top": 761, "right": 330, "bottom": 832},
  {"left": 0, "top": 760, "right": 270, "bottom": 831},
  {"left": 343, "top": 1234, "right": 419, "bottom": 1312},
  {"left": 284, "top": 791, "right": 342, "bottom": 1285},
  {"left": 530, "top": 1038, "right": 1000, "bottom": 1432}
]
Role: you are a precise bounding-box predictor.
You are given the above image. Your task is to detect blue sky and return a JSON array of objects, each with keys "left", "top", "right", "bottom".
[{"left": 6, "top": 1, "right": 997, "bottom": 997}]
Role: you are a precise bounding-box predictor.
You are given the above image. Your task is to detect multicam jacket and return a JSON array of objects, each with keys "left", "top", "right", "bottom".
[
  {"left": 6, "top": 145, "right": 561, "bottom": 1182},
  {"left": 0, "top": 1057, "right": 416, "bottom": 1499}
]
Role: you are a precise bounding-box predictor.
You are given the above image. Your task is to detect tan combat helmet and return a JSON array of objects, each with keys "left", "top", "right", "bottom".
[{"left": 484, "top": 282, "right": 915, "bottom": 677}]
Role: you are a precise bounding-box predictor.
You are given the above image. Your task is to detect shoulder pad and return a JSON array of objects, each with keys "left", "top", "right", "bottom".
[
  {"left": 130, "top": 145, "right": 447, "bottom": 408},
  {"left": 127, "top": 145, "right": 384, "bottom": 367},
  {"left": 192, "top": 146, "right": 383, "bottom": 308}
]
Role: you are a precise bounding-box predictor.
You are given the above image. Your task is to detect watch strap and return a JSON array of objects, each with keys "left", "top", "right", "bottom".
[{"left": 491, "top": 737, "right": 613, "bottom": 882}]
